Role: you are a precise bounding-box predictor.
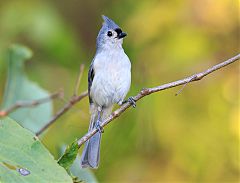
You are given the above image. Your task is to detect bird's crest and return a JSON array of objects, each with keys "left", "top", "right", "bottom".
[{"left": 102, "top": 15, "right": 120, "bottom": 30}]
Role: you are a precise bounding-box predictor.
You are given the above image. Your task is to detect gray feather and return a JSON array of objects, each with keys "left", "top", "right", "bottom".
[
  {"left": 80, "top": 105, "right": 113, "bottom": 168},
  {"left": 81, "top": 132, "right": 101, "bottom": 168},
  {"left": 81, "top": 107, "right": 101, "bottom": 168},
  {"left": 102, "top": 15, "right": 120, "bottom": 30}
]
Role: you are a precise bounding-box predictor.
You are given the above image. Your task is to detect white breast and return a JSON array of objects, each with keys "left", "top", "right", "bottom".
[{"left": 90, "top": 49, "right": 131, "bottom": 107}]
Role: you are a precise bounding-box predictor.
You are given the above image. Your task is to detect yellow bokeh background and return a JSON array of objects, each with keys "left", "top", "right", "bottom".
[{"left": 0, "top": 0, "right": 239, "bottom": 182}]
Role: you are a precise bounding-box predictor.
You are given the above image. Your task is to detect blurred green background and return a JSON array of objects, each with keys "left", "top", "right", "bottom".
[{"left": 0, "top": 0, "right": 239, "bottom": 182}]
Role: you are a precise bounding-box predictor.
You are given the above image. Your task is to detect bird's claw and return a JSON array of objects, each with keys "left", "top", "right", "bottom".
[
  {"left": 96, "top": 120, "right": 104, "bottom": 133},
  {"left": 128, "top": 97, "right": 136, "bottom": 108}
]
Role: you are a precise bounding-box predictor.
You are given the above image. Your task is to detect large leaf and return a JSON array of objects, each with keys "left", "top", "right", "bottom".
[
  {"left": 69, "top": 155, "right": 98, "bottom": 183},
  {"left": 2, "top": 44, "right": 53, "bottom": 133},
  {"left": 0, "top": 117, "right": 72, "bottom": 183}
]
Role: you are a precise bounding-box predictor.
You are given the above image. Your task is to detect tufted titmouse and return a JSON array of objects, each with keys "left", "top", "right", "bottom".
[{"left": 80, "top": 15, "right": 135, "bottom": 168}]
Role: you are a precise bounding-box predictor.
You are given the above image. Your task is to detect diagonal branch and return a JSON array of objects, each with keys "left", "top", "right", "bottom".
[
  {"left": 36, "top": 65, "right": 88, "bottom": 136},
  {"left": 35, "top": 90, "right": 88, "bottom": 136},
  {"left": 77, "top": 53, "right": 240, "bottom": 148},
  {"left": 0, "top": 90, "right": 63, "bottom": 117}
]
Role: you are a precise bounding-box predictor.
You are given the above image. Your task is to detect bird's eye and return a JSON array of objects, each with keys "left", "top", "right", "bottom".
[{"left": 107, "top": 31, "right": 113, "bottom": 37}]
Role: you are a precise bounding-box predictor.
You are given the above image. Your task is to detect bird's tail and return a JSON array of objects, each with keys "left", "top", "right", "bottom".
[{"left": 80, "top": 105, "right": 112, "bottom": 169}]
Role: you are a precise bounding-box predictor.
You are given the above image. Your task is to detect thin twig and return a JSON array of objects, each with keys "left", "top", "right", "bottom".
[
  {"left": 35, "top": 90, "right": 88, "bottom": 136},
  {"left": 77, "top": 53, "right": 240, "bottom": 148},
  {"left": 36, "top": 65, "right": 87, "bottom": 136},
  {"left": 74, "top": 64, "right": 85, "bottom": 96},
  {"left": 0, "top": 90, "right": 63, "bottom": 117},
  {"left": 175, "top": 74, "right": 197, "bottom": 96}
]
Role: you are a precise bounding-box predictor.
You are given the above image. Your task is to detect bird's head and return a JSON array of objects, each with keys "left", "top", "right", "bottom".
[{"left": 96, "top": 15, "right": 127, "bottom": 50}]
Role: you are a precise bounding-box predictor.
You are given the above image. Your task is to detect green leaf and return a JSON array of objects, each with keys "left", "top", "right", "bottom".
[
  {"left": 59, "top": 144, "right": 98, "bottom": 183},
  {"left": 58, "top": 139, "right": 79, "bottom": 170},
  {"left": 2, "top": 44, "right": 53, "bottom": 133},
  {"left": 69, "top": 155, "right": 98, "bottom": 183},
  {"left": 0, "top": 117, "right": 72, "bottom": 183}
]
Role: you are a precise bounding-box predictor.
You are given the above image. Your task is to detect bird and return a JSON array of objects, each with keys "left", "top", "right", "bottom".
[{"left": 80, "top": 15, "right": 135, "bottom": 168}]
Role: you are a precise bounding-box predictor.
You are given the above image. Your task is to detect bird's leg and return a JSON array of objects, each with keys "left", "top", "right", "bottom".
[
  {"left": 119, "top": 97, "right": 136, "bottom": 108},
  {"left": 95, "top": 106, "right": 104, "bottom": 133}
]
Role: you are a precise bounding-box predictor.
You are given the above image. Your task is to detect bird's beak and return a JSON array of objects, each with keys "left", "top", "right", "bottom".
[{"left": 117, "top": 32, "right": 127, "bottom": 39}]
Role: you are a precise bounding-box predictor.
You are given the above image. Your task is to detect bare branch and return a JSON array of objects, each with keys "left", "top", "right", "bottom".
[
  {"left": 36, "top": 90, "right": 88, "bottom": 136},
  {"left": 77, "top": 53, "right": 240, "bottom": 148},
  {"left": 36, "top": 65, "right": 88, "bottom": 136},
  {"left": 0, "top": 90, "right": 63, "bottom": 117},
  {"left": 175, "top": 75, "right": 196, "bottom": 96}
]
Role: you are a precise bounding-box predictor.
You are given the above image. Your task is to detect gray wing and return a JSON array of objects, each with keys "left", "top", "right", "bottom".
[{"left": 88, "top": 61, "right": 95, "bottom": 104}]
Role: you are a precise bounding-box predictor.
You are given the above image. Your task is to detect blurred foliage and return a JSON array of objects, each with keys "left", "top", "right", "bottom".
[
  {"left": 0, "top": 117, "right": 72, "bottom": 183},
  {"left": 0, "top": 0, "right": 239, "bottom": 182},
  {"left": 2, "top": 44, "right": 53, "bottom": 133}
]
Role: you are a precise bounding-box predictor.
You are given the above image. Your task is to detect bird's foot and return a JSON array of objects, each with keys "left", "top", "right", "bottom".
[
  {"left": 122, "top": 97, "right": 137, "bottom": 108},
  {"left": 95, "top": 107, "right": 104, "bottom": 133},
  {"left": 96, "top": 119, "right": 104, "bottom": 133},
  {"left": 127, "top": 97, "right": 136, "bottom": 108}
]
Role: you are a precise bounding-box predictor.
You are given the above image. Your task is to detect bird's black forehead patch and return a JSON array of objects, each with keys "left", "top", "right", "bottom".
[{"left": 114, "top": 28, "right": 122, "bottom": 35}]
